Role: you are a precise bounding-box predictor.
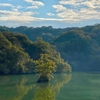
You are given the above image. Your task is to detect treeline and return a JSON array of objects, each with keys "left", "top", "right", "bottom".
[
  {"left": 1, "top": 24, "right": 100, "bottom": 71},
  {"left": 0, "top": 26, "right": 77, "bottom": 42},
  {"left": 0, "top": 30, "right": 71, "bottom": 75},
  {"left": 53, "top": 24, "right": 100, "bottom": 71}
]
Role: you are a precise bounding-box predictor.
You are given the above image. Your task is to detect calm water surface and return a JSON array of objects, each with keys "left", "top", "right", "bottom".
[{"left": 0, "top": 72, "right": 100, "bottom": 100}]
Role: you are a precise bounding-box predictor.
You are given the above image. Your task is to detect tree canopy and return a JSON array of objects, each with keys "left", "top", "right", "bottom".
[
  {"left": 1, "top": 23, "right": 100, "bottom": 71},
  {"left": 0, "top": 30, "right": 71, "bottom": 75}
]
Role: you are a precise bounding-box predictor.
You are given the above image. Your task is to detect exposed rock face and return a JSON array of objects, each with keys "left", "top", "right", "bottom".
[{"left": 37, "top": 75, "right": 49, "bottom": 83}]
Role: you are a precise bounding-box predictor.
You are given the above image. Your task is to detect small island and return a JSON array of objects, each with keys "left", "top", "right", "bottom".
[{"left": 35, "top": 54, "right": 57, "bottom": 82}]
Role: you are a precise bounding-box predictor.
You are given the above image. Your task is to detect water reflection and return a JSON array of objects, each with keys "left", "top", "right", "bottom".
[
  {"left": 33, "top": 74, "right": 72, "bottom": 100},
  {"left": 33, "top": 83, "right": 56, "bottom": 100},
  {"left": 0, "top": 74, "right": 72, "bottom": 100}
]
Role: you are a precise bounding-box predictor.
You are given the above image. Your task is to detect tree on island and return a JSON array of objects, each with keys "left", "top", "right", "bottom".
[{"left": 35, "top": 54, "right": 57, "bottom": 82}]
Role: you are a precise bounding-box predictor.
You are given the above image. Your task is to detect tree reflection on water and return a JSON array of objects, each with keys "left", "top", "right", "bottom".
[
  {"left": 0, "top": 73, "right": 72, "bottom": 100},
  {"left": 33, "top": 74, "right": 72, "bottom": 100}
]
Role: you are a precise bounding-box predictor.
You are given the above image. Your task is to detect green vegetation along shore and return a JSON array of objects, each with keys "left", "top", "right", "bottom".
[
  {"left": 1, "top": 23, "right": 100, "bottom": 72},
  {"left": 0, "top": 29, "right": 71, "bottom": 75}
]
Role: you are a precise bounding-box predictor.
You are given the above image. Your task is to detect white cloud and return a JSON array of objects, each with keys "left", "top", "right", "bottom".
[
  {"left": 0, "top": 3, "right": 22, "bottom": 12},
  {"left": 0, "top": 10, "right": 37, "bottom": 22},
  {"left": 21, "top": 12, "right": 36, "bottom": 16},
  {"left": 52, "top": 5, "right": 66, "bottom": 12},
  {"left": 26, "top": 6, "right": 39, "bottom": 9},
  {"left": 13, "top": 9, "right": 18, "bottom": 12},
  {"left": 59, "top": 0, "right": 100, "bottom": 9},
  {"left": 0, "top": 3, "right": 13, "bottom": 7},
  {"left": 24, "top": 0, "right": 35, "bottom": 3},
  {"left": 57, "top": 9, "right": 77, "bottom": 18},
  {"left": 24, "top": 0, "right": 44, "bottom": 8},
  {"left": 0, "top": 0, "right": 100, "bottom": 26},
  {"left": 0, "top": 10, "right": 20, "bottom": 16},
  {"left": 11, "top": 5, "right": 23, "bottom": 12},
  {"left": 47, "top": 13, "right": 55, "bottom": 16},
  {"left": 0, "top": 10, "right": 36, "bottom": 16},
  {"left": 56, "top": 7, "right": 100, "bottom": 22},
  {"left": 0, "top": 9, "right": 69, "bottom": 23},
  {"left": 59, "top": 0, "right": 75, "bottom": 5},
  {"left": 51, "top": 0, "right": 100, "bottom": 22},
  {"left": 16, "top": 5, "right": 23, "bottom": 9}
]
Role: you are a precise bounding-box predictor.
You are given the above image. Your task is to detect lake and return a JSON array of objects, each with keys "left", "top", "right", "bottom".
[{"left": 0, "top": 72, "right": 100, "bottom": 100}]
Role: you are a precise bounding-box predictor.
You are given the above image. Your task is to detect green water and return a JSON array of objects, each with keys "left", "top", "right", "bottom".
[{"left": 0, "top": 72, "right": 100, "bottom": 100}]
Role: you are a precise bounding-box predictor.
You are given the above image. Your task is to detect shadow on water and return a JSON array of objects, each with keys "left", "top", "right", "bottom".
[{"left": 0, "top": 73, "right": 72, "bottom": 100}]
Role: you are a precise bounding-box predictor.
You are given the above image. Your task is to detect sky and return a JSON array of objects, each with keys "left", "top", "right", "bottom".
[{"left": 0, "top": 0, "right": 100, "bottom": 28}]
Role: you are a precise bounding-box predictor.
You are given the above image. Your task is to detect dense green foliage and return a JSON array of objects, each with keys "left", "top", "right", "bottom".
[
  {"left": 35, "top": 54, "right": 57, "bottom": 81},
  {"left": 0, "top": 30, "right": 71, "bottom": 75},
  {"left": 53, "top": 24, "right": 100, "bottom": 71},
  {"left": 0, "top": 26, "right": 76, "bottom": 42},
  {"left": 1, "top": 24, "right": 100, "bottom": 71},
  {"left": 0, "top": 32, "right": 34, "bottom": 75}
]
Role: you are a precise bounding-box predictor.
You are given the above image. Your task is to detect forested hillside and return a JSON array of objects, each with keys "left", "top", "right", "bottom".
[
  {"left": 0, "top": 29, "right": 71, "bottom": 75},
  {"left": 0, "top": 26, "right": 78, "bottom": 42},
  {"left": 0, "top": 24, "right": 100, "bottom": 71},
  {"left": 53, "top": 24, "right": 100, "bottom": 71}
]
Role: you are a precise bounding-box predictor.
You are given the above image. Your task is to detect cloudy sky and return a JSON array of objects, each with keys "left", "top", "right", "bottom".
[{"left": 0, "top": 0, "right": 100, "bottom": 28}]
